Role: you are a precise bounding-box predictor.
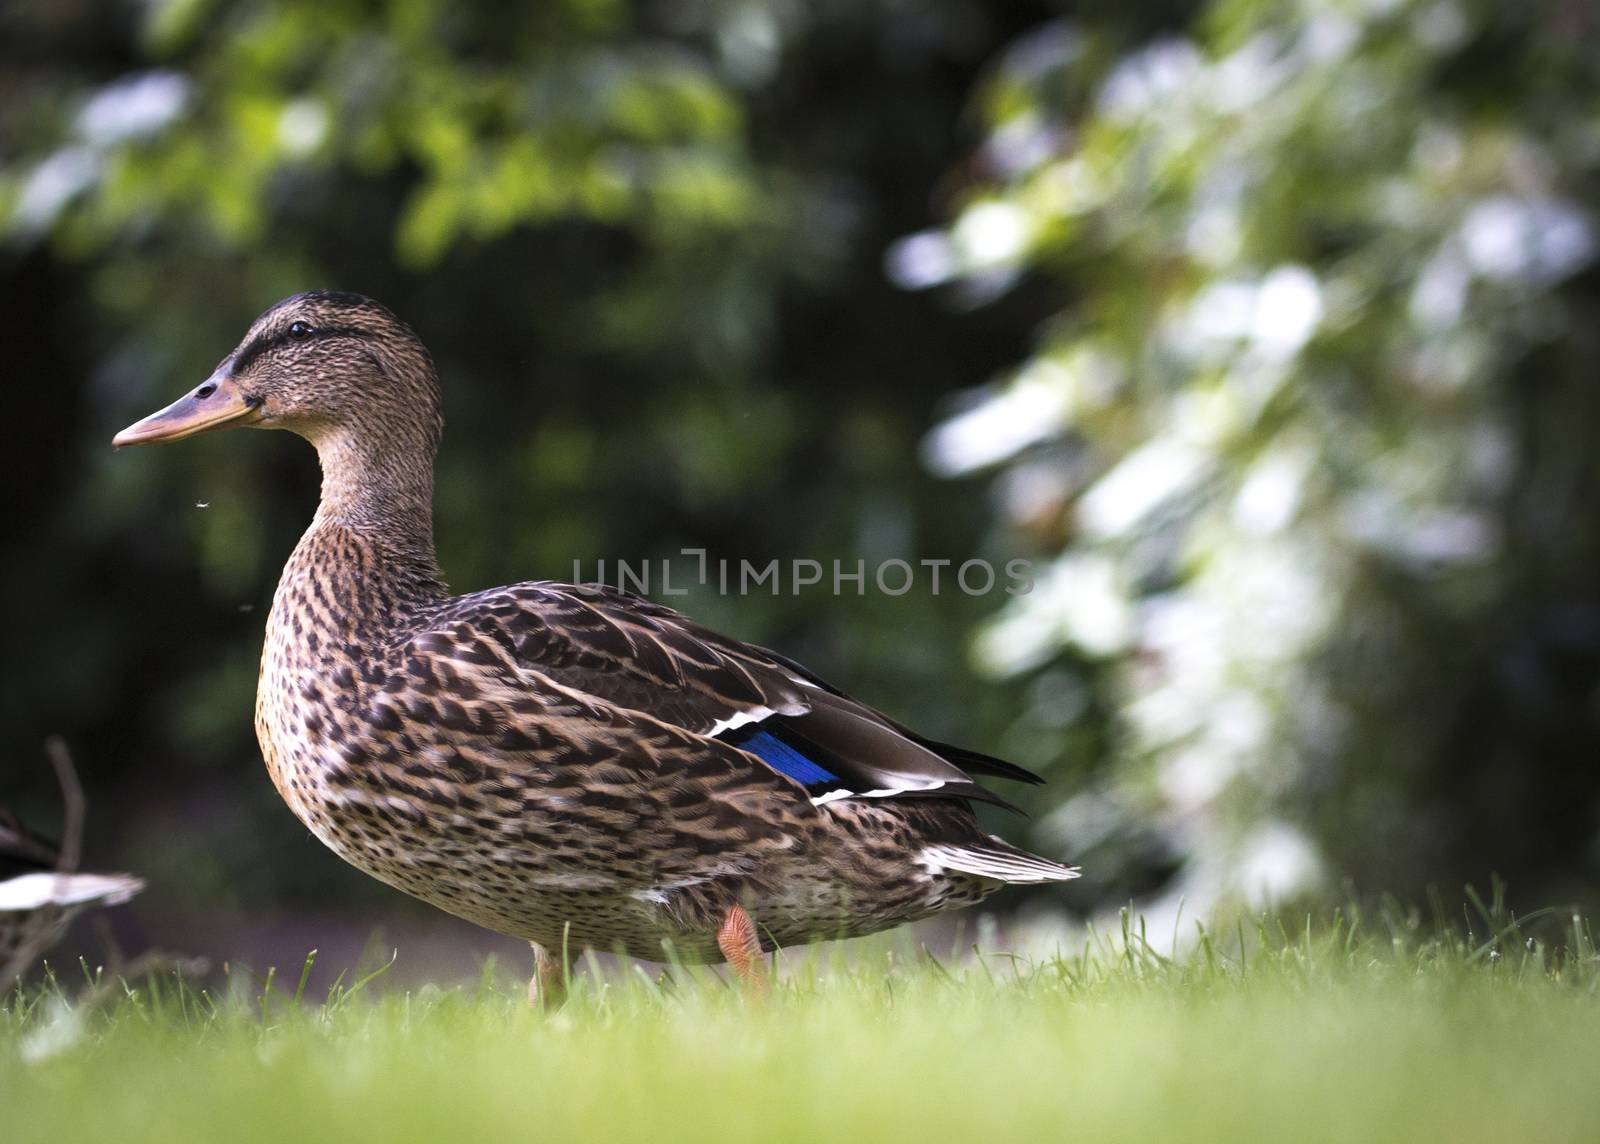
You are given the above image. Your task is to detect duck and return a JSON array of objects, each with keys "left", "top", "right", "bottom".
[
  {"left": 113, "top": 291, "right": 1076, "bottom": 1001},
  {"left": 0, "top": 805, "right": 143, "bottom": 986}
]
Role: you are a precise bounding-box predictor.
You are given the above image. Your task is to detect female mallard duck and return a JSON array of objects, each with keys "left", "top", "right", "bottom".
[{"left": 114, "top": 291, "right": 1076, "bottom": 998}]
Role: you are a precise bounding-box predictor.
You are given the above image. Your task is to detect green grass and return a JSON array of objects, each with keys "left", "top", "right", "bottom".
[{"left": 5, "top": 901, "right": 1600, "bottom": 1144}]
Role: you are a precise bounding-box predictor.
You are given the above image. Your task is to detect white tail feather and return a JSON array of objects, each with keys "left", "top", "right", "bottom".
[
  {"left": 0, "top": 872, "right": 144, "bottom": 911},
  {"left": 919, "top": 840, "right": 1079, "bottom": 884}
]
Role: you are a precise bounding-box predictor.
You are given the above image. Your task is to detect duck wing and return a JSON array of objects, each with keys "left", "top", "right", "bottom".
[{"left": 439, "top": 581, "right": 1043, "bottom": 811}]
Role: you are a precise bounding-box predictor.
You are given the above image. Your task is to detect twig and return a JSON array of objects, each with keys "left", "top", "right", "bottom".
[
  {"left": 0, "top": 739, "right": 90, "bottom": 992},
  {"left": 44, "top": 735, "right": 84, "bottom": 874}
]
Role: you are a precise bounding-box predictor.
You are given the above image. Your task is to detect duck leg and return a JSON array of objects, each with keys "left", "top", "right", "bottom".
[
  {"left": 715, "top": 904, "right": 768, "bottom": 999},
  {"left": 526, "top": 942, "right": 567, "bottom": 1010}
]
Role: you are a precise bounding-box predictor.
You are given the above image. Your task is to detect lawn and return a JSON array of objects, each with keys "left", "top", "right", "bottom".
[{"left": 5, "top": 902, "right": 1598, "bottom": 1144}]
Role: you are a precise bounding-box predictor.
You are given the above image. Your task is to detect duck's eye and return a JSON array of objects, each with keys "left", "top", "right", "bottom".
[{"left": 288, "top": 320, "right": 314, "bottom": 340}]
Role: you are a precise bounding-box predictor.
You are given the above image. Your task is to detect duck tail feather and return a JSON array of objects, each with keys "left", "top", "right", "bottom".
[
  {"left": 919, "top": 838, "right": 1079, "bottom": 884},
  {"left": 0, "top": 872, "right": 145, "bottom": 911}
]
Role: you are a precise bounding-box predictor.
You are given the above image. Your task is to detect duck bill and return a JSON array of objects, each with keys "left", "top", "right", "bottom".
[{"left": 112, "top": 375, "right": 260, "bottom": 447}]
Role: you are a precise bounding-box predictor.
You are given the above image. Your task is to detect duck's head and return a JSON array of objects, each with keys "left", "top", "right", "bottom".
[{"left": 112, "top": 291, "right": 441, "bottom": 455}]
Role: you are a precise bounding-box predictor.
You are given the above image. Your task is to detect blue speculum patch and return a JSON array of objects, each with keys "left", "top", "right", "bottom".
[{"left": 732, "top": 729, "right": 839, "bottom": 786}]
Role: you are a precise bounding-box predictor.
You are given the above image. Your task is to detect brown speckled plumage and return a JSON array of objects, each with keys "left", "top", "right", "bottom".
[{"left": 119, "top": 292, "right": 1078, "bottom": 967}]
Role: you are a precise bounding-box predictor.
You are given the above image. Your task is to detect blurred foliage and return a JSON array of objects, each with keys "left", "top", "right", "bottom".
[
  {"left": 904, "top": 0, "right": 1600, "bottom": 914},
  {"left": 5, "top": 0, "right": 1600, "bottom": 947}
]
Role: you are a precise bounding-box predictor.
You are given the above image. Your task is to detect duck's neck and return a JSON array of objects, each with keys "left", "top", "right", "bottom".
[
  {"left": 313, "top": 428, "right": 440, "bottom": 562},
  {"left": 277, "top": 427, "right": 450, "bottom": 634}
]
